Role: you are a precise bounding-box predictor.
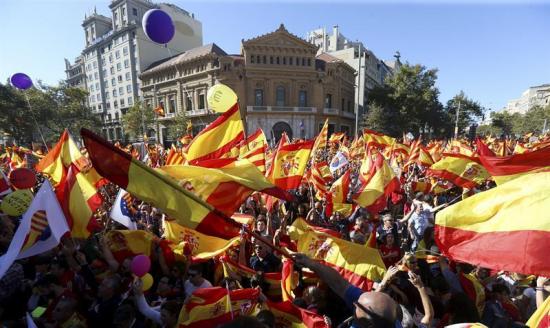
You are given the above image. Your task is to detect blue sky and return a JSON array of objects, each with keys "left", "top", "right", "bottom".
[{"left": 1, "top": 0, "right": 549, "bottom": 112}]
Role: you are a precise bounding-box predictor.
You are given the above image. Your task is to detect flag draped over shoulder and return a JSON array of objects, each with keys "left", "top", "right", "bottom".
[
  {"left": 478, "top": 145, "right": 550, "bottom": 185},
  {"left": 268, "top": 140, "right": 314, "bottom": 190},
  {"left": 162, "top": 220, "right": 239, "bottom": 261},
  {"left": 266, "top": 301, "right": 329, "bottom": 328},
  {"left": 177, "top": 287, "right": 259, "bottom": 328},
  {"left": 81, "top": 128, "right": 240, "bottom": 239},
  {"left": 526, "top": 294, "right": 550, "bottom": 328},
  {"left": 435, "top": 172, "right": 550, "bottom": 276},
  {"left": 353, "top": 151, "right": 399, "bottom": 214},
  {"left": 185, "top": 103, "right": 245, "bottom": 165},
  {"left": 297, "top": 230, "right": 386, "bottom": 291},
  {"left": 427, "top": 154, "right": 490, "bottom": 189},
  {"left": 0, "top": 180, "right": 69, "bottom": 278}
]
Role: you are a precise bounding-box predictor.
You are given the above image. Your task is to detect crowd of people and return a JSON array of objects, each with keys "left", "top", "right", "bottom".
[{"left": 0, "top": 133, "right": 549, "bottom": 328}]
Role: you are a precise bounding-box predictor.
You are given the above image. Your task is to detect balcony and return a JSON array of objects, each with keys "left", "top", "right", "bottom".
[
  {"left": 185, "top": 108, "right": 209, "bottom": 117},
  {"left": 342, "top": 111, "right": 356, "bottom": 119},
  {"left": 323, "top": 108, "right": 339, "bottom": 115},
  {"left": 247, "top": 106, "right": 317, "bottom": 113}
]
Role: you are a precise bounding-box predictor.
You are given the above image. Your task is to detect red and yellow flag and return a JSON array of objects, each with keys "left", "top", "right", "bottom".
[
  {"left": 177, "top": 287, "right": 259, "bottom": 328},
  {"left": 329, "top": 132, "right": 345, "bottom": 144},
  {"left": 165, "top": 145, "right": 185, "bottom": 165},
  {"left": 459, "top": 272, "right": 486, "bottom": 316},
  {"left": 185, "top": 103, "right": 245, "bottom": 164},
  {"left": 221, "top": 256, "right": 284, "bottom": 299},
  {"left": 297, "top": 230, "right": 386, "bottom": 291},
  {"left": 427, "top": 154, "right": 490, "bottom": 189},
  {"left": 312, "top": 119, "right": 329, "bottom": 156},
  {"left": 475, "top": 138, "right": 496, "bottom": 157},
  {"left": 281, "top": 258, "right": 295, "bottom": 302},
  {"left": 435, "top": 172, "right": 550, "bottom": 276},
  {"left": 328, "top": 170, "right": 353, "bottom": 216},
  {"left": 268, "top": 140, "right": 314, "bottom": 190},
  {"left": 478, "top": 145, "right": 550, "bottom": 185},
  {"left": 266, "top": 301, "right": 329, "bottom": 328},
  {"left": 104, "top": 230, "right": 157, "bottom": 263},
  {"left": 310, "top": 161, "right": 331, "bottom": 198},
  {"left": 363, "top": 129, "right": 396, "bottom": 149},
  {"left": 287, "top": 218, "right": 341, "bottom": 241},
  {"left": 353, "top": 151, "right": 399, "bottom": 214},
  {"left": 411, "top": 181, "right": 432, "bottom": 194},
  {"left": 163, "top": 220, "right": 239, "bottom": 261},
  {"left": 81, "top": 128, "right": 240, "bottom": 239},
  {"left": 404, "top": 140, "right": 434, "bottom": 168},
  {"left": 239, "top": 128, "right": 267, "bottom": 174},
  {"left": 526, "top": 293, "right": 550, "bottom": 328},
  {"left": 154, "top": 104, "right": 165, "bottom": 117}
]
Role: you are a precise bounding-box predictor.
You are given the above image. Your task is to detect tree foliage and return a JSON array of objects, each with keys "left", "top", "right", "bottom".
[
  {"left": 122, "top": 101, "right": 155, "bottom": 140},
  {"left": 480, "top": 105, "right": 550, "bottom": 137},
  {"left": 443, "top": 91, "right": 485, "bottom": 136},
  {"left": 164, "top": 110, "right": 190, "bottom": 141}
]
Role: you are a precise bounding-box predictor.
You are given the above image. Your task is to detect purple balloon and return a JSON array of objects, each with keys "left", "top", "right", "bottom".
[
  {"left": 10, "top": 73, "right": 33, "bottom": 90},
  {"left": 131, "top": 254, "right": 151, "bottom": 277},
  {"left": 142, "top": 9, "right": 175, "bottom": 44}
]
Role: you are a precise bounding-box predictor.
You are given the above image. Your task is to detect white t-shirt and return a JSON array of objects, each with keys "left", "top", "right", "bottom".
[{"left": 184, "top": 278, "right": 212, "bottom": 297}]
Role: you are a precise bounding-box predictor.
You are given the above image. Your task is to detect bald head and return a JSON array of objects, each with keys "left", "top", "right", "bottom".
[{"left": 355, "top": 292, "right": 398, "bottom": 326}]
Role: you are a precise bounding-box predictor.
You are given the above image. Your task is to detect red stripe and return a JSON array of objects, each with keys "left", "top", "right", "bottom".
[
  {"left": 435, "top": 225, "right": 550, "bottom": 276},
  {"left": 35, "top": 131, "right": 68, "bottom": 171},
  {"left": 192, "top": 157, "right": 236, "bottom": 168},
  {"left": 279, "top": 140, "right": 315, "bottom": 152},
  {"left": 243, "top": 146, "right": 265, "bottom": 158},
  {"left": 440, "top": 152, "right": 483, "bottom": 165},
  {"left": 188, "top": 131, "right": 245, "bottom": 164},
  {"left": 479, "top": 145, "right": 550, "bottom": 176},
  {"left": 322, "top": 261, "right": 375, "bottom": 291},
  {"left": 194, "top": 211, "right": 240, "bottom": 240},
  {"left": 427, "top": 169, "right": 479, "bottom": 189},
  {"left": 274, "top": 175, "right": 305, "bottom": 191},
  {"left": 245, "top": 128, "right": 263, "bottom": 143}
]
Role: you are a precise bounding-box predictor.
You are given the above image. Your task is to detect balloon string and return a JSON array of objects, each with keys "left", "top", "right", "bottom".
[{"left": 24, "top": 93, "right": 49, "bottom": 152}]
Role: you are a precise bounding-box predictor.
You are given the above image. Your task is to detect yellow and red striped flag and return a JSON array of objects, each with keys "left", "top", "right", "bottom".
[
  {"left": 104, "top": 230, "right": 157, "bottom": 263},
  {"left": 266, "top": 301, "right": 329, "bottom": 328},
  {"left": 281, "top": 258, "right": 295, "bottom": 302},
  {"left": 446, "top": 140, "right": 475, "bottom": 157},
  {"left": 427, "top": 154, "right": 490, "bottom": 189},
  {"left": 162, "top": 219, "right": 239, "bottom": 261},
  {"left": 353, "top": 151, "right": 399, "bottom": 214},
  {"left": 411, "top": 181, "right": 432, "bottom": 194},
  {"left": 526, "top": 293, "right": 550, "bottom": 328},
  {"left": 459, "top": 272, "right": 486, "bottom": 316},
  {"left": 185, "top": 103, "right": 245, "bottom": 165},
  {"left": 329, "top": 132, "right": 345, "bottom": 144},
  {"left": 310, "top": 161, "right": 331, "bottom": 198},
  {"left": 363, "top": 129, "right": 396, "bottom": 149},
  {"left": 435, "top": 172, "right": 550, "bottom": 276},
  {"left": 404, "top": 139, "right": 434, "bottom": 168},
  {"left": 81, "top": 128, "right": 240, "bottom": 239},
  {"left": 327, "top": 170, "right": 353, "bottom": 217},
  {"left": 239, "top": 128, "right": 267, "bottom": 174},
  {"left": 177, "top": 287, "right": 259, "bottom": 328},
  {"left": 297, "top": 230, "right": 386, "bottom": 291},
  {"left": 220, "top": 256, "right": 284, "bottom": 299},
  {"left": 165, "top": 145, "right": 185, "bottom": 165},
  {"left": 475, "top": 138, "right": 496, "bottom": 157},
  {"left": 478, "top": 145, "right": 550, "bottom": 185},
  {"left": 312, "top": 119, "right": 329, "bottom": 156},
  {"left": 268, "top": 140, "right": 314, "bottom": 190}
]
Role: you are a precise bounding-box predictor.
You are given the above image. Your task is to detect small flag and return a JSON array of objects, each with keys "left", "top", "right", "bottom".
[{"left": 110, "top": 189, "right": 138, "bottom": 230}]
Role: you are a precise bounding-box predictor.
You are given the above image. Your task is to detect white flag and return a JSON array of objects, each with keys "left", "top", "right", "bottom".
[
  {"left": 110, "top": 189, "right": 137, "bottom": 230},
  {"left": 329, "top": 151, "right": 349, "bottom": 174},
  {"left": 0, "top": 180, "right": 69, "bottom": 278}
]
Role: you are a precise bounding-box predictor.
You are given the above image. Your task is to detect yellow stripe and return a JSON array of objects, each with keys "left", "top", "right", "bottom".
[
  {"left": 526, "top": 292, "right": 550, "bottom": 327},
  {"left": 69, "top": 170, "right": 99, "bottom": 238},
  {"left": 436, "top": 172, "right": 550, "bottom": 233},
  {"left": 430, "top": 156, "right": 490, "bottom": 184}
]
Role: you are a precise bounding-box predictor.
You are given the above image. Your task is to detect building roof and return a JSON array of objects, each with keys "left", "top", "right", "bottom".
[
  {"left": 143, "top": 43, "right": 227, "bottom": 74},
  {"left": 316, "top": 52, "right": 355, "bottom": 72},
  {"left": 242, "top": 24, "right": 318, "bottom": 52},
  {"left": 316, "top": 52, "right": 342, "bottom": 63}
]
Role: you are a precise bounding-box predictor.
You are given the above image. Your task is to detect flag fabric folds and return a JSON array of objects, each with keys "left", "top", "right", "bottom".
[
  {"left": 475, "top": 138, "right": 496, "bottom": 157},
  {"left": 81, "top": 128, "right": 240, "bottom": 239},
  {"left": 526, "top": 294, "right": 550, "bottom": 328},
  {"left": 312, "top": 119, "right": 328, "bottom": 156},
  {"left": 266, "top": 301, "right": 329, "bottom": 328},
  {"left": 104, "top": 230, "right": 157, "bottom": 262},
  {"left": 310, "top": 161, "right": 331, "bottom": 197},
  {"left": 435, "top": 172, "right": 550, "bottom": 276},
  {"left": 478, "top": 145, "right": 550, "bottom": 185},
  {"left": 185, "top": 103, "right": 245, "bottom": 165},
  {"left": 0, "top": 180, "right": 69, "bottom": 278},
  {"left": 177, "top": 287, "right": 259, "bottom": 328},
  {"left": 162, "top": 220, "right": 239, "bottom": 261},
  {"left": 281, "top": 258, "right": 295, "bottom": 302},
  {"left": 0, "top": 170, "right": 11, "bottom": 196},
  {"left": 427, "top": 154, "right": 490, "bottom": 189},
  {"left": 363, "top": 129, "right": 396, "bottom": 149},
  {"left": 110, "top": 189, "right": 138, "bottom": 230},
  {"left": 239, "top": 128, "right": 267, "bottom": 174},
  {"left": 268, "top": 140, "right": 314, "bottom": 190},
  {"left": 297, "top": 230, "right": 386, "bottom": 291},
  {"left": 165, "top": 145, "right": 185, "bottom": 165}
]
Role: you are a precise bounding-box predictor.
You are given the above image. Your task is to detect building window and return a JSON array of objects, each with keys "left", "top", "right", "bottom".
[
  {"left": 127, "top": 85, "right": 131, "bottom": 93},
  {"left": 115, "top": 112, "right": 119, "bottom": 121},
  {"left": 90, "top": 85, "right": 95, "bottom": 92},
  {"left": 255, "top": 89, "right": 263, "bottom": 106},
  {"left": 109, "top": 55, "right": 113, "bottom": 63},
  {"left": 296, "top": 57, "right": 300, "bottom": 66},
  {"left": 94, "top": 72, "right": 98, "bottom": 79},
  {"left": 111, "top": 78, "right": 115, "bottom": 86},
  {"left": 263, "top": 55, "right": 266, "bottom": 64},
  {"left": 114, "top": 100, "right": 118, "bottom": 108},
  {"left": 109, "top": 128, "right": 115, "bottom": 140},
  {"left": 113, "top": 89, "right": 117, "bottom": 97},
  {"left": 110, "top": 67, "right": 114, "bottom": 74},
  {"left": 341, "top": 98, "right": 345, "bottom": 111},
  {"left": 120, "top": 98, "right": 125, "bottom": 106},
  {"left": 117, "top": 63, "right": 121, "bottom": 71},
  {"left": 283, "top": 57, "right": 286, "bottom": 65},
  {"left": 128, "top": 97, "right": 133, "bottom": 105},
  {"left": 95, "top": 82, "right": 99, "bottom": 89},
  {"left": 302, "top": 58, "right": 306, "bottom": 66},
  {"left": 106, "top": 92, "right": 110, "bottom": 100},
  {"left": 126, "top": 72, "right": 131, "bottom": 80},
  {"left": 299, "top": 90, "right": 307, "bottom": 107},
  {"left": 198, "top": 93, "right": 205, "bottom": 109},
  {"left": 116, "top": 50, "right": 120, "bottom": 59},
  {"left": 347, "top": 100, "right": 352, "bottom": 112},
  {"left": 270, "top": 56, "right": 273, "bottom": 64},
  {"left": 186, "top": 96, "right": 193, "bottom": 111},
  {"left": 308, "top": 58, "right": 311, "bottom": 66},
  {"left": 250, "top": 55, "right": 255, "bottom": 64},
  {"left": 276, "top": 86, "right": 285, "bottom": 106},
  {"left": 169, "top": 96, "right": 176, "bottom": 113},
  {"left": 118, "top": 75, "right": 122, "bottom": 82},
  {"left": 93, "top": 61, "right": 97, "bottom": 69},
  {"left": 256, "top": 55, "right": 260, "bottom": 63},
  {"left": 124, "top": 59, "right": 129, "bottom": 68},
  {"left": 276, "top": 57, "right": 280, "bottom": 64},
  {"left": 116, "top": 127, "right": 122, "bottom": 140},
  {"left": 325, "top": 93, "right": 332, "bottom": 108},
  {"left": 119, "top": 87, "right": 124, "bottom": 95},
  {"left": 122, "top": 7, "right": 126, "bottom": 17}
]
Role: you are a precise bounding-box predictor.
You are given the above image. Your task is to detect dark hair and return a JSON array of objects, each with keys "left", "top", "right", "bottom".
[
  {"left": 447, "top": 293, "right": 480, "bottom": 324},
  {"left": 219, "top": 316, "right": 266, "bottom": 328},
  {"left": 161, "top": 300, "right": 182, "bottom": 316},
  {"left": 113, "top": 303, "right": 136, "bottom": 324},
  {"left": 256, "top": 309, "right": 275, "bottom": 328},
  {"left": 492, "top": 283, "right": 510, "bottom": 296}
]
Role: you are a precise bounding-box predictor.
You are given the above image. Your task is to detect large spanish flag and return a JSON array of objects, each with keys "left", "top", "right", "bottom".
[
  {"left": 526, "top": 293, "right": 550, "bottom": 328},
  {"left": 36, "top": 129, "right": 90, "bottom": 186},
  {"left": 158, "top": 158, "right": 290, "bottom": 216},
  {"left": 353, "top": 151, "right": 399, "bottom": 214},
  {"left": 81, "top": 128, "right": 240, "bottom": 239},
  {"left": 162, "top": 219, "right": 239, "bottom": 261},
  {"left": 177, "top": 287, "right": 259, "bottom": 328},
  {"left": 435, "top": 172, "right": 550, "bottom": 276},
  {"left": 478, "top": 145, "right": 550, "bottom": 185},
  {"left": 297, "top": 230, "right": 386, "bottom": 291},
  {"left": 475, "top": 138, "right": 496, "bottom": 157},
  {"left": 185, "top": 103, "right": 245, "bottom": 165},
  {"left": 427, "top": 154, "right": 490, "bottom": 189},
  {"left": 268, "top": 140, "right": 314, "bottom": 190},
  {"left": 266, "top": 301, "right": 329, "bottom": 328}
]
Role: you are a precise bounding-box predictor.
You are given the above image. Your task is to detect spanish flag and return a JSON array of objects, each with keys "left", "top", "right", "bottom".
[
  {"left": 447, "top": 140, "right": 475, "bottom": 157},
  {"left": 266, "top": 301, "right": 329, "bottom": 328},
  {"left": 328, "top": 170, "right": 353, "bottom": 217},
  {"left": 427, "top": 154, "right": 490, "bottom": 189},
  {"left": 310, "top": 161, "right": 331, "bottom": 198},
  {"left": 349, "top": 135, "right": 365, "bottom": 159},
  {"left": 312, "top": 119, "right": 329, "bottom": 156},
  {"left": 165, "top": 145, "right": 185, "bottom": 165},
  {"left": 363, "top": 129, "right": 396, "bottom": 149},
  {"left": 411, "top": 181, "right": 432, "bottom": 194},
  {"left": 81, "top": 128, "right": 240, "bottom": 239},
  {"left": 329, "top": 132, "right": 345, "bottom": 144},
  {"left": 221, "top": 256, "right": 284, "bottom": 299},
  {"left": 185, "top": 103, "right": 245, "bottom": 165},
  {"left": 526, "top": 293, "right": 550, "bottom": 328},
  {"left": 297, "top": 230, "right": 386, "bottom": 291},
  {"left": 459, "top": 272, "right": 486, "bottom": 316},
  {"left": 154, "top": 104, "right": 165, "bottom": 117},
  {"left": 268, "top": 140, "right": 314, "bottom": 190},
  {"left": 281, "top": 258, "right": 295, "bottom": 302},
  {"left": 435, "top": 172, "right": 550, "bottom": 276},
  {"left": 239, "top": 129, "right": 267, "bottom": 174},
  {"left": 177, "top": 287, "right": 259, "bottom": 328},
  {"left": 162, "top": 220, "right": 239, "bottom": 261},
  {"left": 478, "top": 145, "right": 550, "bottom": 185},
  {"left": 158, "top": 158, "right": 291, "bottom": 216},
  {"left": 104, "top": 230, "right": 157, "bottom": 263},
  {"left": 405, "top": 140, "right": 434, "bottom": 168},
  {"left": 36, "top": 130, "right": 89, "bottom": 186},
  {"left": 353, "top": 151, "right": 399, "bottom": 214},
  {"left": 287, "top": 218, "right": 341, "bottom": 241},
  {"left": 475, "top": 138, "right": 495, "bottom": 157}
]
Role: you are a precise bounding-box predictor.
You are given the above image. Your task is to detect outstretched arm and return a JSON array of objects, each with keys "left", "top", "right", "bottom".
[{"left": 292, "top": 253, "right": 350, "bottom": 300}]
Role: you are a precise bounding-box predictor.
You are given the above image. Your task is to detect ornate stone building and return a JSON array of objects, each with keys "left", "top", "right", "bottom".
[{"left": 140, "top": 24, "right": 356, "bottom": 145}]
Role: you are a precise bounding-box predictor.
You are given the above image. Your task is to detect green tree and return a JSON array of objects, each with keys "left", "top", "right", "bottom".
[
  {"left": 444, "top": 91, "right": 485, "bottom": 137},
  {"left": 362, "top": 102, "right": 398, "bottom": 136},
  {"left": 164, "top": 110, "right": 190, "bottom": 141},
  {"left": 490, "top": 111, "right": 515, "bottom": 136},
  {"left": 122, "top": 101, "right": 155, "bottom": 140}
]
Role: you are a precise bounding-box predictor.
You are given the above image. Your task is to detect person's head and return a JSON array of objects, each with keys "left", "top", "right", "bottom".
[
  {"left": 355, "top": 216, "right": 366, "bottom": 229},
  {"left": 491, "top": 283, "right": 510, "bottom": 303},
  {"left": 112, "top": 303, "right": 136, "bottom": 328},
  {"left": 384, "top": 233, "right": 395, "bottom": 247},
  {"left": 314, "top": 201, "right": 323, "bottom": 211},
  {"left": 349, "top": 230, "right": 366, "bottom": 245},
  {"left": 414, "top": 202, "right": 424, "bottom": 213},
  {"left": 447, "top": 292, "right": 480, "bottom": 324},
  {"left": 171, "top": 261, "right": 186, "bottom": 278},
  {"left": 160, "top": 301, "right": 181, "bottom": 328},
  {"left": 256, "top": 309, "right": 275, "bottom": 328},
  {"left": 331, "top": 211, "right": 342, "bottom": 222},
  {"left": 220, "top": 277, "right": 238, "bottom": 291},
  {"left": 187, "top": 264, "right": 204, "bottom": 286},
  {"left": 297, "top": 204, "right": 306, "bottom": 216},
  {"left": 256, "top": 217, "right": 267, "bottom": 233},
  {"left": 98, "top": 275, "right": 121, "bottom": 300},
  {"left": 156, "top": 276, "right": 173, "bottom": 295},
  {"left": 253, "top": 242, "right": 268, "bottom": 259},
  {"left": 382, "top": 214, "right": 393, "bottom": 228},
  {"left": 219, "top": 316, "right": 266, "bottom": 328},
  {"left": 52, "top": 297, "right": 78, "bottom": 324},
  {"left": 303, "top": 286, "right": 324, "bottom": 306},
  {"left": 401, "top": 253, "right": 418, "bottom": 272},
  {"left": 352, "top": 292, "right": 399, "bottom": 328}
]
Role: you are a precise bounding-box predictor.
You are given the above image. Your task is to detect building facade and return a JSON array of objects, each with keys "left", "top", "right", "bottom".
[
  {"left": 77, "top": 0, "right": 202, "bottom": 141},
  {"left": 140, "top": 24, "right": 357, "bottom": 145},
  {"left": 64, "top": 56, "right": 87, "bottom": 90},
  {"left": 505, "top": 84, "right": 550, "bottom": 114}
]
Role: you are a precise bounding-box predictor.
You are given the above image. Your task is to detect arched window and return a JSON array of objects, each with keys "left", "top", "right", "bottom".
[
  {"left": 272, "top": 121, "right": 293, "bottom": 143},
  {"left": 276, "top": 86, "right": 285, "bottom": 106}
]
